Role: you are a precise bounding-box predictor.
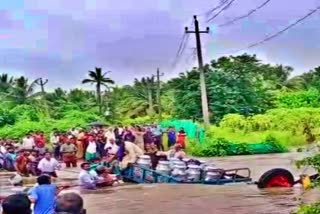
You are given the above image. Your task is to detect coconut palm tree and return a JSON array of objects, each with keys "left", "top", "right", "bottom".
[
  {"left": 8, "top": 76, "right": 41, "bottom": 104},
  {"left": 0, "top": 73, "right": 14, "bottom": 94},
  {"left": 133, "top": 77, "right": 156, "bottom": 114},
  {"left": 82, "top": 67, "right": 114, "bottom": 114}
]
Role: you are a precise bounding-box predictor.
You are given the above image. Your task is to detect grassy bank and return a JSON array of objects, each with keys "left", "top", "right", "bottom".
[{"left": 208, "top": 127, "right": 305, "bottom": 148}]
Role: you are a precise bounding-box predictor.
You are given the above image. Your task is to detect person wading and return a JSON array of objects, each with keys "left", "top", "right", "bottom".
[
  {"left": 37, "top": 152, "right": 60, "bottom": 178},
  {"left": 28, "top": 175, "right": 60, "bottom": 214}
]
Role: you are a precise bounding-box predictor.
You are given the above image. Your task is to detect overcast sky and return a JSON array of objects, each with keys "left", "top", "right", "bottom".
[{"left": 0, "top": 0, "right": 319, "bottom": 90}]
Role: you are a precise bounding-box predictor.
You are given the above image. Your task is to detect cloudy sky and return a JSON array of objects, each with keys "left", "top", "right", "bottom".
[{"left": 0, "top": 0, "right": 319, "bottom": 90}]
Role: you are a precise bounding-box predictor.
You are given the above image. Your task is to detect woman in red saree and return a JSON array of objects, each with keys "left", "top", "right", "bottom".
[{"left": 177, "top": 128, "right": 187, "bottom": 149}]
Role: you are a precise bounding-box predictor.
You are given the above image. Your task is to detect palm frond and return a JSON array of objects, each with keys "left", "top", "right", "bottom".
[{"left": 82, "top": 79, "right": 95, "bottom": 84}]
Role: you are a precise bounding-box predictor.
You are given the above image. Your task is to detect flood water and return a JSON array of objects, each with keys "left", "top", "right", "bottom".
[{"left": 2, "top": 152, "right": 320, "bottom": 214}]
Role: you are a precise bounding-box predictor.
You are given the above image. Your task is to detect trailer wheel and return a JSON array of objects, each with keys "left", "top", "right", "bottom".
[{"left": 257, "top": 168, "right": 294, "bottom": 189}]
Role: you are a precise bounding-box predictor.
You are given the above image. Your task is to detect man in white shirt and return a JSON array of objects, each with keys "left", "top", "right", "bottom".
[
  {"left": 22, "top": 133, "right": 35, "bottom": 151},
  {"left": 0, "top": 141, "right": 7, "bottom": 154},
  {"left": 104, "top": 138, "right": 119, "bottom": 156},
  {"left": 0, "top": 141, "right": 6, "bottom": 168},
  {"left": 79, "top": 162, "right": 96, "bottom": 189},
  {"left": 70, "top": 128, "right": 79, "bottom": 137},
  {"left": 38, "top": 152, "right": 60, "bottom": 178}
]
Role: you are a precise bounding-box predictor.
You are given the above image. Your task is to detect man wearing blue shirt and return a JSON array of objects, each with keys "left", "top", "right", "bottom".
[
  {"left": 152, "top": 124, "right": 164, "bottom": 151},
  {"left": 28, "top": 175, "right": 58, "bottom": 214}
]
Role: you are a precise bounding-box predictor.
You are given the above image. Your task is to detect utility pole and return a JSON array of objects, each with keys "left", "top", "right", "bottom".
[
  {"left": 35, "top": 78, "right": 48, "bottom": 95},
  {"left": 154, "top": 68, "right": 164, "bottom": 122},
  {"left": 185, "top": 15, "right": 210, "bottom": 126}
]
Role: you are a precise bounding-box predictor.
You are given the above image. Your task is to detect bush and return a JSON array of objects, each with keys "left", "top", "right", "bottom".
[
  {"left": 216, "top": 108, "right": 320, "bottom": 146},
  {"left": 295, "top": 203, "right": 320, "bottom": 214},
  {"left": 276, "top": 89, "right": 320, "bottom": 109},
  {"left": 0, "top": 109, "right": 16, "bottom": 127},
  {"left": 219, "top": 114, "right": 247, "bottom": 131},
  {"left": 187, "top": 135, "right": 287, "bottom": 157},
  {"left": 0, "top": 110, "right": 100, "bottom": 140},
  {"left": 9, "top": 104, "right": 39, "bottom": 122},
  {"left": 294, "top": 153, "right": 320, "bottom": 214}
]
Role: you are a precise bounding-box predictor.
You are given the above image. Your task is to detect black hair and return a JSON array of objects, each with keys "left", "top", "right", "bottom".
[
  {"left": 37, "top": 175, "right": 51, "bottom": 185},
  {"left": 80, "top": 162, "right": 90, "bottom": 169},
  {"left": 55, "top": 193, "right": 84, "bottom": 214},
  {"left": 2, "top": 194, "right": 32, "bottom": 214}
]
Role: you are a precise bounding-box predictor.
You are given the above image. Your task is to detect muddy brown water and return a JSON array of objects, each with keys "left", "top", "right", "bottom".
[{"left": 2, "top": 152, "right": 320, "bottom": 214}]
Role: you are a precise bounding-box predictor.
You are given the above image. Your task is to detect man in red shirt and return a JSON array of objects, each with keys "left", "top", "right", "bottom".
[
  {"left": 15, "top": 150, "right": 30, "bottom": 177},
  {"left": 34, "top": 131, "right": 46, "bottom": 155}
]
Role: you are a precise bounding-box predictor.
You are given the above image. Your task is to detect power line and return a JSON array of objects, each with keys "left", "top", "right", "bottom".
[
  {"left": 219, "top": 0, "right": 272, "bottom": 27},
  {"left": 229, "top": 6, "right": 320, "bottom": 53},
  {"left": 171, "top": 33, "right": 190, "bottom": 69},
  {"left": 185, "top": 47, "right": 198, "bottom": 64},
  {"left": 205, "top": 0, "right": 229, "bottom": 17},
  {"left": 171, "top": 20, "right": 193, "bottom": 70},
  {"left": 207, "top": 0, "right": 237, "bottom": 23}
]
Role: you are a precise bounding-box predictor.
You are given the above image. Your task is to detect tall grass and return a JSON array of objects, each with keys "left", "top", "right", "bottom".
[{"left": 209, "top": 127, "right": 305, "bottom": 147}]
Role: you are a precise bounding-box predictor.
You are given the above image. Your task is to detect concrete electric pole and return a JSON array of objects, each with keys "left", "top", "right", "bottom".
[
  {"left": 155, "top": 68, "right": 164, "bottom": 122},
  {"left": 185, "top": 15, "right": 210, "bottom": 126},
  {"left": 35, "top": 78, "right": 49, "bottom": 95}
]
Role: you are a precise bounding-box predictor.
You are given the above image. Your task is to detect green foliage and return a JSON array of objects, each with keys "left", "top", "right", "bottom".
[
  {"left": 0, "top": 109, "right": 16, "bottom": 127},
  {"left": 82, "top": 67, "right": 114, "bottom": 115},
  {"left": 167, "top": 54, "right": 279, "bottom": 122},
  {"left": 10, "top": 104, "right": 40, "bottom": 121},
  {"left": 187, "top": 134, "right": 287, "bottom": 157},
  {"left": 210, "top": 126, "right": 305, "bottom": 147},
  {"left": 0, "top": 110, "right": 99, "bottom": 139},
  {"left": 295, "top": 203, "right": 320, "bottom": 214},
  {"left": 1, "top": 54, "right": 320, "bottom": 151},
  {"left": 264, "top": 135, "right": 288, "bottom": 152},
  {"left": 296, "top": 154, "right": 320, "bottom": 173},
  {"left": 217, "top": 108, "right": 320, "bottom": 145},
  {"left": 276, "top": 89, "right": 320, "bottom": 108},
  {"left": 294, "top": 153, "right": 320, "bottom": 213},
  {"left": 0, "top": 73, "right": 102, "bottom": 139},
  {"left": 108, "top": 76, "right": 158, "bottom": 119}
]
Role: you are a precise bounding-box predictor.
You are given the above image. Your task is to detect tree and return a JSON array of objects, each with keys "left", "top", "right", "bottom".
[
  {"left": 167, "top": 54, "right": 276, "bottom": 122},
  {"left": 133, "top": 77, "right": 156, "bottom": 114},
  {"left": 67, "top": 88, "right": 96, "bottom": 110},
  {"left": 82, "top": 67, "right": 114, "bottom": 115},
  {"left": 167, "top": 69, "right": 202, "bottom": 120},
  {"left": 8, "top": 76, "right": 41, "bottom": 105},
  {"left": 0, "top": 74, "right": 14, "bottom": 93},
  {"left": 283, "top": 66, "right": 320, "bottom": 91}
]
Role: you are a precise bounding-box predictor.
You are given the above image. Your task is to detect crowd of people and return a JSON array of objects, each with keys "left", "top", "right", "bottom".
[
  {"left": 0, "top": 124, "right": 187, "bottom": 175},
  {"left": 0, "top": 124, "right": 188, "bottom": 213}
]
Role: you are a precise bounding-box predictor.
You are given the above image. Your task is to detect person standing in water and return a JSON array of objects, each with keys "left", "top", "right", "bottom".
[
  {"left": 37, "top": 152, "right": 60, "bottom": 178},
  {"left": 28, "top": 175, "right": 58, "bottom": 214},
  {"left": 79, "top": 162, "right": 96, "bottom": 189}
]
